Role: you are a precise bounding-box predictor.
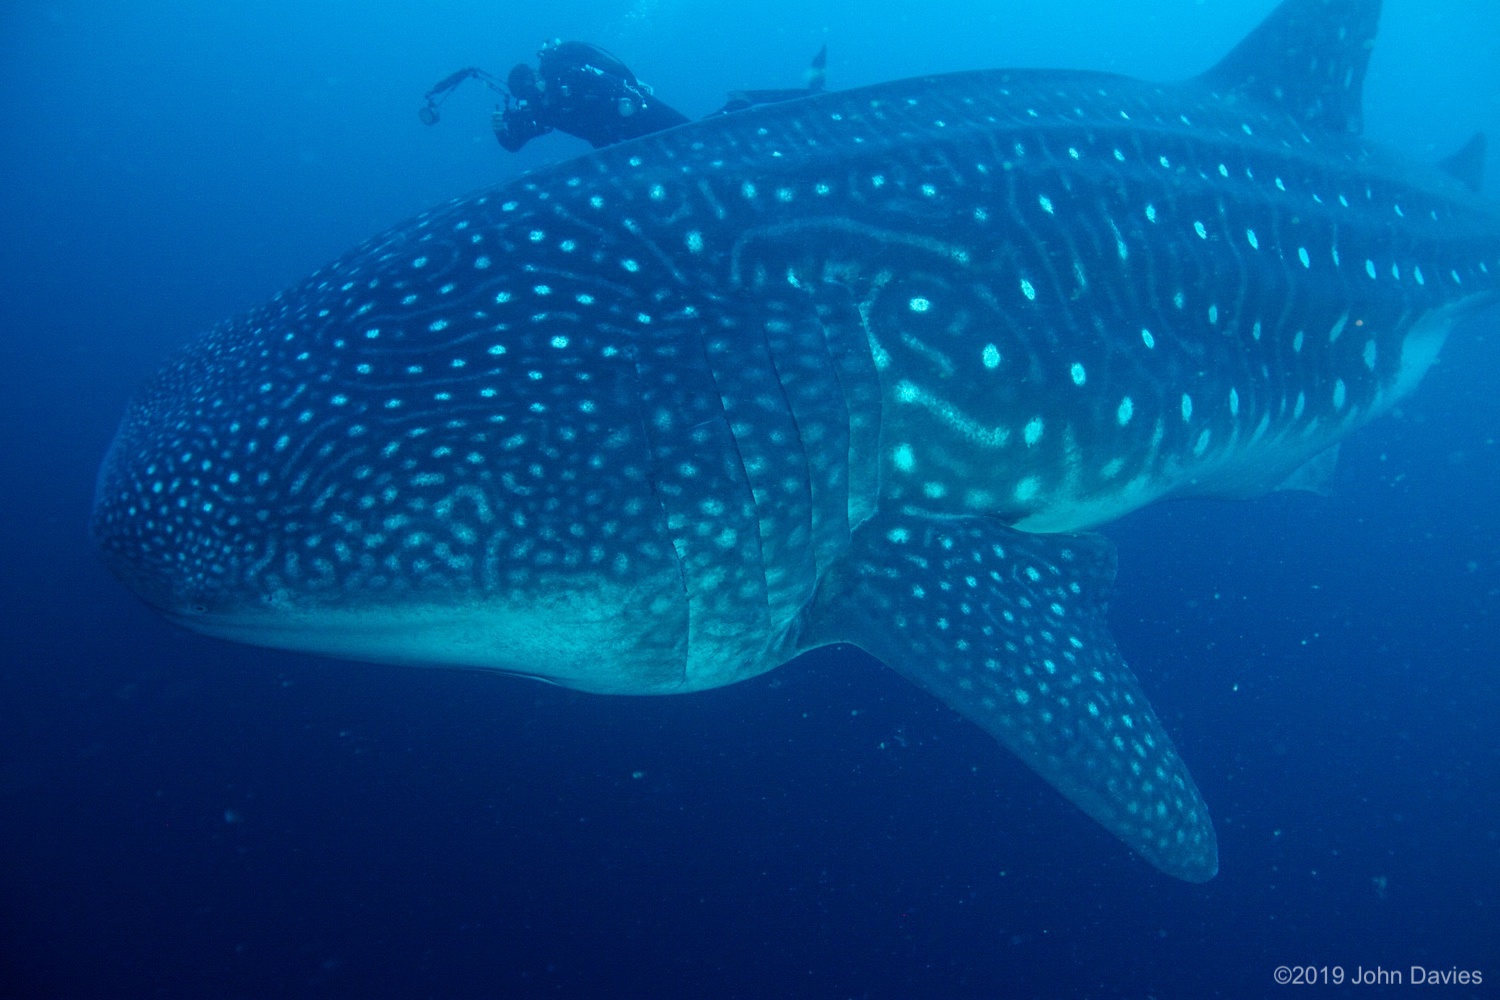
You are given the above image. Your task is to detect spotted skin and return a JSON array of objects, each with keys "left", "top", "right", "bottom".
[{"left": 93, "top": 0, "right": 1499, "bottom": 881}]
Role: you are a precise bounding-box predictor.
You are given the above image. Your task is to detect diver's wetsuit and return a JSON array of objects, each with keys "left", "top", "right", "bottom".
[
  {"left": 494, "top": 41, "right": 691, "bottom": 151},
  {"left": 493, "top": 41, "right": 828, "bottom": 152}
]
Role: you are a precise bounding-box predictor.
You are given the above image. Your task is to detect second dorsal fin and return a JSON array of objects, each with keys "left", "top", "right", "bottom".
[{"left": 1196, "top": 0, "right": 1382, "bottom": 135}]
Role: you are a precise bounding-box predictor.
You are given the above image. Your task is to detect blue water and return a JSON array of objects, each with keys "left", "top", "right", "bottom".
[{"left": 2, "top": 1, "right": 1497, "bottom": 995}]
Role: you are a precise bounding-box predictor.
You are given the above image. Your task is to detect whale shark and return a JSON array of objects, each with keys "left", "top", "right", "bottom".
[{"left": 93, "top": 0, "right": 1499, "bottom": 882}]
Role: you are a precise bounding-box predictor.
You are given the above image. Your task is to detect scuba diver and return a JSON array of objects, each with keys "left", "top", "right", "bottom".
[
  {"left": 495, "top": 40, "right": 690, "bottom": 150},
  {"left": 419, "top": 41, "right": 828, "bottom": 153}
]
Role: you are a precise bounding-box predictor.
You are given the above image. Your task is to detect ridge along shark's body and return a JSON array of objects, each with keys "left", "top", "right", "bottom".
[{"left": 93, "top": 0, "right": 1500, "bottom": 882}]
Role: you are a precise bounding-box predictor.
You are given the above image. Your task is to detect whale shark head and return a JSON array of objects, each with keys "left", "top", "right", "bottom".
[
  {"left": 90, "top": 213, "right": 707, "bottom": 694},
  {"left": 93, "top": 0, "right": 1500, "bottom": 882}
]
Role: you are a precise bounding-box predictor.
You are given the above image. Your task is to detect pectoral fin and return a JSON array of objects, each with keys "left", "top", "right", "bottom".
[{"left": 801, "top": 510, "right": 1218, "bottom": 882}]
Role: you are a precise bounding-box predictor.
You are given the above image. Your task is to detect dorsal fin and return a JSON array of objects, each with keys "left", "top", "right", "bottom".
[
  {"left": 1196, "top": 0, "right": 1382, "bottom": 135},
  {"left": 1438, "top": 132, "right": 1487, "bottom": 194}
]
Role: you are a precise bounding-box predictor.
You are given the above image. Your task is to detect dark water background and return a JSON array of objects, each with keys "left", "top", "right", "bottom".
[{"left": 2, "top": 1, "right": 1497, "bottom": 996}]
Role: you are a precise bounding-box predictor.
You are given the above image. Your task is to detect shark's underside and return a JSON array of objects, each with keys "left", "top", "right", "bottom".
[{"left": 93, "top": 0, "right": 1500, "bottom": 881}]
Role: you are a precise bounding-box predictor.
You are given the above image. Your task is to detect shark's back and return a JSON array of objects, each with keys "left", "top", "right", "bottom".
[{"left": 568, "top": 41, "right": 1500, "bottom": 532}]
